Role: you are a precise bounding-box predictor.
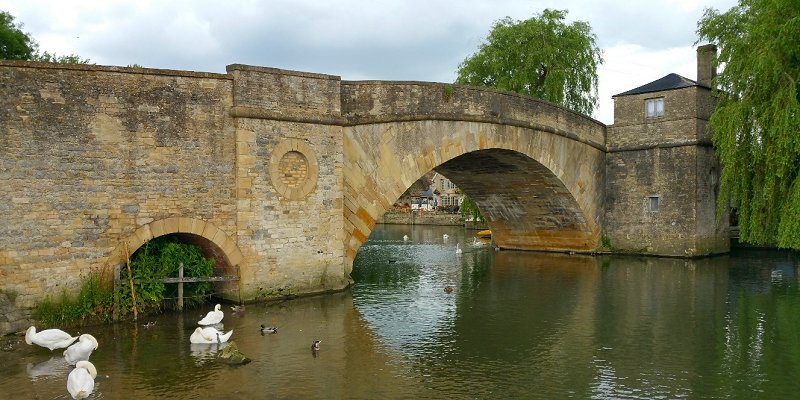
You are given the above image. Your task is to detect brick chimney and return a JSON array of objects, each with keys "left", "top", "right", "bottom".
[{"left": 696, "top": 44, "right": 717, "bottom": 88}]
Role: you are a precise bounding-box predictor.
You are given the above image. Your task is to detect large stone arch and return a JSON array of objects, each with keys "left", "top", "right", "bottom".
[
  {"left": 109, "top": 217, "right": 243, "bottom": 274},
  {"left": 342, "top": 82, "right": 606, "bottom": 268}
]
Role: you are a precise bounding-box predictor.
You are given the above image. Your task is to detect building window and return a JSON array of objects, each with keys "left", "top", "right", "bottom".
[
  {"left": 645, "top": 98, "right": 664, "bottom": 118},
  {"left": 648, "top": 196, "right": 660, "bottom": 212}
]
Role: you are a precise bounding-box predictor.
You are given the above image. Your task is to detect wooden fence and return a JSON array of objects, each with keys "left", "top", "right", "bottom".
[{"left": 113, "top": 262, "right": 239, "bottom": 320}]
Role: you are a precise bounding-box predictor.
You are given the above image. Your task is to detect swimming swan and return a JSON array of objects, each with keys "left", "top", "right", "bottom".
[
  {"left": 67, "top": 360, "right": 97, "bottom": 399},
  {"left": 63, "top": 334, "right": 99, "bottom": 365},
  {"left": 26, "top": 326, "right": 78, "bottom": 351},
  {"left": 198, "top": 304, "right": 224, "bottom": 325},
  {"left": 190, "top": 327, "right": 233, "bottom": 344}
]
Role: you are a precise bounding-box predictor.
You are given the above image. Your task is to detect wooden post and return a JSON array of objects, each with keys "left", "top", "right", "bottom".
[
  {"left": 125, "top": 242, "right": 138, "bottom": 321},
  {"left": 177, "top": 262, "right": 184, "bottom": 311},
  {"left": 113, "top": 265, "right": 121, "bottom": 321}
]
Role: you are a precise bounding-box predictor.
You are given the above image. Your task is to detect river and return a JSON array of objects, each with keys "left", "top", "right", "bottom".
[{"left": 2, "top": 224, "right": 799, "bottom": 399}]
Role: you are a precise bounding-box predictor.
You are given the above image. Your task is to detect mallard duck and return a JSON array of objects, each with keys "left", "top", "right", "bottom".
[
  {"left": 444, "top": 286, "right": 453, "bottom": 294},
  {"left": 260, "top": 324, "right": 277, "bottom": 334},
  {"left": 403, "top": 235, "right": 409, "bottom": 241},
  {"left": 198, "top": 304, "right": 224, "bottom": 325},
  {"left": 63, "top": 334, "right": 99, "bottom": 365},
  {"left": 311, "top": 340, "right": 321, "bottom": 351},
  {"left": 231, "top": 304, "right": 245, "bottom": 313},
  {"left": 66, "top": 360, "right": 97, "bottom": 399},
  {"left": 190, "top": 327, "right": 233, "bottom": 344},
  {"left": 443, "top": 234, "right": 449, "bottom": 240},
  {"left": 142, "top": 321, "right": 156, "bottom": 328},
  {"left": 25, "top": 326, "right": 78, "bottom": 351}
]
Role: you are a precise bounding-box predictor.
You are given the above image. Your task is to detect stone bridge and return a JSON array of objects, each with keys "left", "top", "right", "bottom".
[{"left": 0, "top": 61, "right": 724, "bottom": 308}]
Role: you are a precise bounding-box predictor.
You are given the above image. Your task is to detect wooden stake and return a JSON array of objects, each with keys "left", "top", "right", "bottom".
[
  {"left": 125, "top": 241, "right": 138, "bottom": 320},
  {"left": 177, "top": 262, "right": 184, "bottom": 311}
]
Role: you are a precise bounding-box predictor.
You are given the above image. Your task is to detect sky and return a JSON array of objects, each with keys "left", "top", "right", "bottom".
[{"left": 0, "top": 0, "right": 739, "bottom": 124}]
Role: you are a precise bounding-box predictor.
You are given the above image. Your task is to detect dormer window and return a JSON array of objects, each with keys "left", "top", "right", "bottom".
[{"left": 645, "top": 97, "right": 664, "bottom": 118}]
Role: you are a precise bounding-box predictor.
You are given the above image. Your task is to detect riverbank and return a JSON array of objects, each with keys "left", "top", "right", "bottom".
[{"left": 380, "top": 210, "right": 488, "bottom": 230}]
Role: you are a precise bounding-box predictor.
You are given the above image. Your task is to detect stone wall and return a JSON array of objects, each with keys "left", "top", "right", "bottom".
[
  {"left": 381, "top": 211, "right": 462, "bottom": 226},
  {"left": 227, "top": 65, "right": 348, "bottom": 298},
  {"left": 0, "top": 293, "right": 30, "bottom": 335},
  {"left": 0, "top": 62, "right": 237, "bottom": 308}
]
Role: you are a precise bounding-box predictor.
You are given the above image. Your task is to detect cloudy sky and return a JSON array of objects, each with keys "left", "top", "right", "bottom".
[{"left": 0, "top": 0, "right": 738, "bottom": 124}]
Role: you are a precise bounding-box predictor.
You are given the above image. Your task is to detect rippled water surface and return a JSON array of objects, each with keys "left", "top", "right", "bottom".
[{"left": 3, "top": 224, "right": 800, "bottom": 399}]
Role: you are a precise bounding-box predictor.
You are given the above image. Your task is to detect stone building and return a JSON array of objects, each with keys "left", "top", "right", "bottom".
[{"left": 604, "top": 44, "right": 729, "bottom": 256}]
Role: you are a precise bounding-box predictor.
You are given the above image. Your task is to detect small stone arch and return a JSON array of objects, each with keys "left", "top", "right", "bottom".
[{"left": 109, "top": 217, "right": 243, "bottom": 271}]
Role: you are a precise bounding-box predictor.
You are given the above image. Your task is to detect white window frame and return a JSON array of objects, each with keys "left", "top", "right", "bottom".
[{"left": 645, "top": 97, "right": 664, "bottom": 118}]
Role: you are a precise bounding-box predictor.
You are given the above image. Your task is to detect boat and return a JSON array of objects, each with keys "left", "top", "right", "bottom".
[{"left": 476, "top": 229, "right": 492, "bottom": 238}]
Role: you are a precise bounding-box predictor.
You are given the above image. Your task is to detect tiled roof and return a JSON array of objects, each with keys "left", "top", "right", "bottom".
[{"left": 613, "top": 73, "right": 699, "bottom": 97}]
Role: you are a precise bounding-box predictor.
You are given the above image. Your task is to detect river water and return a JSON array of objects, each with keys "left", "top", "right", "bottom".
[{"left": 2, "top": 224, "right": 800, "bottom": 399}]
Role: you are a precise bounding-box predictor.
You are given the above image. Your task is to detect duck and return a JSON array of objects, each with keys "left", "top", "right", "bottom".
[
  {"left": 142, "top": 321, "right": 156, "bottom": 328},
  {"left": 403, "top": 235, "right": 409, "bottom": 241},
  {"left": 311, "top": 340, "right": 321, "bottom": 351},
  {"left": 455, "top": 243, "right": 462, "bottom": 255},
  {"left": 190, "top": 326, "right": 233, "bottom": 344},
  {"left": 260, "top": 324, "right": 278, "bottom": 334},
  {"left": 231, "top": 304, "right": 245, "bottom": 313},
  {"left": 25, "top": 326, "right": 78, "bottom": 351},
  {"left": 66, "top": 360, "right": 97, "bottom": 399},
  {"left": 443, "top": 234, "right": 449, "bottom": 240},
  {"left": 63, "top": 334, "right": 99, "bottom": 365},
  {"left": 444, "top": 286, "right": 453, "bottom": 294},
  {"left": 198, "top": 304, "right": 224, "bottom": 325}
]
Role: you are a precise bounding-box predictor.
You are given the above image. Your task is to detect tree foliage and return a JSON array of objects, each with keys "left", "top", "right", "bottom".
[
  {"left": 0, "top": 10, "right": 36, "bottom": 60},
  {"left": 456, "top": 9, "right": 603, "bottom": 115},
  {"left": 118, "top": 236, "right": 215, "bottom": 315},
  {"left": 697, "top": 0, "right": 800, "bottom": 248},
  {"left": 459, "top": 195, "right": 485, "bottom": 223},
  {"left": 0, "top": 9, "right": 90, "bottom": 64}
]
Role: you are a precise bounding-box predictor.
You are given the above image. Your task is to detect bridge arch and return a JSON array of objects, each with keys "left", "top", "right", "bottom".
[
  {"left": 110, "top": 217, "right": 243, "bottom": 275},
  {"left": 342, "top": 82, "right": 606, "bottom": 267}
]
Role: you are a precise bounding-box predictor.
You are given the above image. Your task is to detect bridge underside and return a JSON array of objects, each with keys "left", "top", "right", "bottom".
[{"left": 437, "top": 149, "right": 595, "bottom": 252}]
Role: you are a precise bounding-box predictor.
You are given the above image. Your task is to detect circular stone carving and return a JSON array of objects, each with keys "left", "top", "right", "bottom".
[
  {"left": 268, "top": 139, "right": 319, "bottom": 200},
  {"left": 278, "top": 151, "right": 308, "bottom": 188}
]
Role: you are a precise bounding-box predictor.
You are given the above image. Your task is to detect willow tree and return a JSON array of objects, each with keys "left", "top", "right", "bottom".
[
  {"left": 456, "top": 9, "right": 602, "bottom": 115},
  {"left": 697, "top": 0, "right": 800, "bottom": 248}
]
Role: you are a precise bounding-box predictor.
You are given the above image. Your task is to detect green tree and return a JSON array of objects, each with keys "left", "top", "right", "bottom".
[
  {"left": 1, "top": 10, "right": 90, "bottom": 64},
  {"left": 0, "top": 10, "right": 36, "bottom": 60},
  {"left": 459, "top": 195, "right": 485, "bottom": 223},
  {"left": 32, "top": 51, "right": 91, "bottom": 64},
  {"left": 456, "top": 9, "right": 603, "bottom": 115},
  {"left": 697, "top": 0, "right": 800, "bottom": 248}
]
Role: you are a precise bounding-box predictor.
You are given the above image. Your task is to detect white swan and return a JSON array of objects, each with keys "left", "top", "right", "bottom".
[
  {"left": 198, "top": 304, "right": 224, "bottom": 325},
  {"left": 66, "top": 360, "right": 97, "bottom": 399},
  {"left": 456, "top": 243, "right": 462, "bottom": 255},
  {"left": 26, "top": 326, "right": 78, "bottom": 351},
  {"left": 63, "top": 334, "right": 99, "bottom": 365},
  {"left": 190, "top": 326, "right": 233, "bottom": 344}
]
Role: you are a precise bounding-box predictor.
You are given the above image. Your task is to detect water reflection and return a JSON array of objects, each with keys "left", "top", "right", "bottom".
[{"left": 2, "top": 226, "right": 800, "bottom": 398}]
